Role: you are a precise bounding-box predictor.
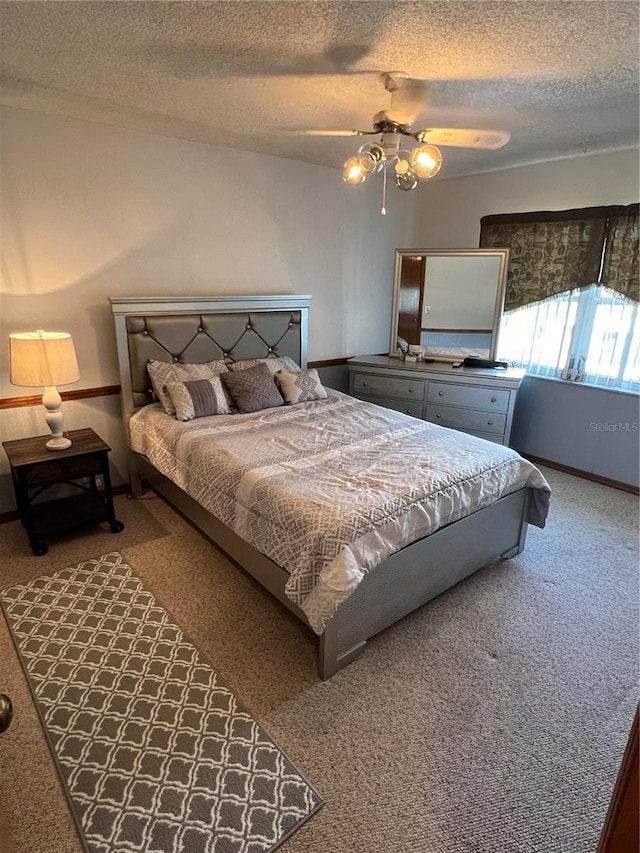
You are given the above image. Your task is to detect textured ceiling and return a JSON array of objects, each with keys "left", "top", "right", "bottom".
[{"left": 1, "top": 1, "right": 638, "bottom": 179}]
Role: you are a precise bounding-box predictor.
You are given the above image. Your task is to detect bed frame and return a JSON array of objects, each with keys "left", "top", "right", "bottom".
[{"left": 110, "top": 295, "right": 532, "bottom": 679}]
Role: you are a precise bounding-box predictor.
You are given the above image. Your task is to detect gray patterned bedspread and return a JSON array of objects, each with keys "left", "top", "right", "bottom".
[{"left": 129, "top": 393, "right": 550, "bottom": 633}]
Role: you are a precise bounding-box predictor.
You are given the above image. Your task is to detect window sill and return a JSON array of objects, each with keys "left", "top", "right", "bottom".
[{"left": 524, "top": 373, "right": 639, "bottom": 397}]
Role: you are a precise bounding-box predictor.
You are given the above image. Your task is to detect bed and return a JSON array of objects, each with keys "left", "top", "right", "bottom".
[{"left": 110, "top": 295, "right": 550, "bottom": 679}]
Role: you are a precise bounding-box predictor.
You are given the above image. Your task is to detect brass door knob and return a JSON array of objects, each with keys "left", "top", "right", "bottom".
[{"left": 0, "top": 694, "right": 13, "bottom": 734}]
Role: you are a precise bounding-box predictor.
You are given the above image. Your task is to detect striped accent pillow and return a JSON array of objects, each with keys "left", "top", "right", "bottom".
[{"left": 166, "top": 377, "right": 230, "bottom": 421}]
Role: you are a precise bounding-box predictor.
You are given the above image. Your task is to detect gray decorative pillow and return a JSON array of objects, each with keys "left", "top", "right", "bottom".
[
  {"left": 276, "top": 369, "right": 328, "bottom": 404},
  {"left": 229, "top": 356, "right": 301, "bottom": 375},
  {"left": 147, "top": 359, "right": 228, "bottom": 416},
  {"left": 221, "top": 363, "right": 284, "bottom": 413},
  {"left": 166, "top": 377, "right": 230, "bottom": 421}
]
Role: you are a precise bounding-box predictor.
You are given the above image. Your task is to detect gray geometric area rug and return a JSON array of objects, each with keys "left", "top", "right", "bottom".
[{"left": 0, "top": 552, "right": 322, "bottom": 853}]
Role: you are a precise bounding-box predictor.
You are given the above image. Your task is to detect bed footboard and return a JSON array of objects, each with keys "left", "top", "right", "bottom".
[{"left": 318, "top": 488, "right": 530, "bottom": 679}]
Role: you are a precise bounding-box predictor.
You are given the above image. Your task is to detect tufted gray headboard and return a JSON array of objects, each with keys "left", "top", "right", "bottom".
[{"left": 110, "top": 295, "right": 311, "bottom": 420}]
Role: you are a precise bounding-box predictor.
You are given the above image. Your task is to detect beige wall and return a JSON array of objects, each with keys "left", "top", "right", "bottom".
[
  {"left": 411, "top": 147, "right": 639, "bottom": 248},
  {"left": 1, "top": 106, "right": 415, "bottom": 395},
  {"left": 0, "top": 106, "right": 415, "bottom": 511}
]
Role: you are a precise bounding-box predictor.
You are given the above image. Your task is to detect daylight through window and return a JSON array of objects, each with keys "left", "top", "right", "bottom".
[{"left": 481, "top": 205, "right": 639, "bottom": 392}]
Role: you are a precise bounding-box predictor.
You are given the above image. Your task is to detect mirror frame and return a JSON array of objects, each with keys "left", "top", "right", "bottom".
[{"left": 389, "top": 248, "right": 509, "bottom": 361}]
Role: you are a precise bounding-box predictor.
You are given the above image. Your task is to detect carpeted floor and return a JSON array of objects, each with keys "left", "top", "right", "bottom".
[{"left": 0, "top": 466, "right": 638, "bottom": 853}]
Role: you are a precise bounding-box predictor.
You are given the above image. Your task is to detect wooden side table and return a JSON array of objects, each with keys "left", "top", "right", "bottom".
[{"left": 3, "top": 427, "right": 124, "bottom": 556}]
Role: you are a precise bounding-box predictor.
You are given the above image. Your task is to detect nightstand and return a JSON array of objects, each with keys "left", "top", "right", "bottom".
[{"left": 3, "top": 427, "right": 124, "bottom": 556}]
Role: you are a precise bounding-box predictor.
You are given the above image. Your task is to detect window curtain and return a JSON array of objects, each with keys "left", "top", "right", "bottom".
[
  {"left": 480, "top": 208, "right": 608, "bottom": 311},
  {"left": 600, "top": 206, "right": 639, "bottom": 303},
  {"left": 480, "top": 204, "right": 638, "bottom": 311}
]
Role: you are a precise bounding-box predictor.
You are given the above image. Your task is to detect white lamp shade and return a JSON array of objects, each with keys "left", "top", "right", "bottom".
[{"left": 10, "top": 331, "right": 79, "bottom": 388}]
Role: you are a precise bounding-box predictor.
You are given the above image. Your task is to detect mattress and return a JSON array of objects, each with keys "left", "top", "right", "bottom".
[{"left": 129, "top": 392, "right": 550, "bottom": 633}]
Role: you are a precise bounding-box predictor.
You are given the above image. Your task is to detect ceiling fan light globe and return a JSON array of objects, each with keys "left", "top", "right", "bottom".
[
  {"left": 410, "top": 144, "right": 442, "bottom": 179},
  {"left": 395, "top": 172, "right": 418, "bottom": 191},
  {"left": 358, "top": 143, "right": 384, "bottom": 172},
  {"left": 342, "top": 155, "right": 368, "bottom": 185},
  {"left": 358, "top": 151, "right": 380, "bottom": 176},
  {"left": 394, "top": 149, "right": 415, "bottom": 177}
]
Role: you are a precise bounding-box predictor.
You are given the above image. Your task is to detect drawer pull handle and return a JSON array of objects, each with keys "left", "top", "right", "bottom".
[
  {"left": 487, "top": 420, "right": 493, "bottom": 425},
  {"left": 436, "top": 414, "right": 441, "bottom": 419},
  {"left": 362, "top": 381, "right": 368, "bottom": 387},
  {"left": 0, "top": 694, "right": 12, "bottom": 734},
  {"left": 491, "top": 396, "right": 497, "bottom": 403},
  {"left": 438, "top": 391, "right": 444, "bottom": 396},
  {"left": 408, "top": 387, "right": 413, "bottom": 393}
]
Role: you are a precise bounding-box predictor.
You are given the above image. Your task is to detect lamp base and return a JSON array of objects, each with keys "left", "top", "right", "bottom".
[
  {"left": 42, "top": 386, "right": 72, "bottom": 450},
  {"left": 46, "top": 435, "right": 72, "bottom": 451}
]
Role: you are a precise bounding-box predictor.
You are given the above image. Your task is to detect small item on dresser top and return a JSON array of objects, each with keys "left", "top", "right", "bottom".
[
  {"left": 396, "top": 336, "right": 410, "bottom": 357},
  {"left": 462, "top": 356, "right": 509, "bottom": 369}
]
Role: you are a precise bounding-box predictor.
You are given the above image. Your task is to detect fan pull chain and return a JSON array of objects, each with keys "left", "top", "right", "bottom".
[{"left": 381, "top": 161, "right": 387, "bottom": 215}]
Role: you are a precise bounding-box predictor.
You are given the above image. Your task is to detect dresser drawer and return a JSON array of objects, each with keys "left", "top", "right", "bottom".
[
  {"left": 25, "top": 453, "right": 103, "bottom": 487},
  {"left": 427, "top": 382, "right": 510, "bottom": 413},
  {"left": 426, "top": 404, "right": 507, "bottom": 435},
  {"left": 352, "top": 373, "right": 425, "bottom": 401},
  {"left": 466, "top": 430, "right": 507, "bottom": 445},
  {"left": 359, "top": 395, "right": 424, "bottom": 419}
]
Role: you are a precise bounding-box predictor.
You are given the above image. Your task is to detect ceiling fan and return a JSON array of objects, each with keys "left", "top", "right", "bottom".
[{"left": 297, "top": 71, "right": 510, "bottom": 201}]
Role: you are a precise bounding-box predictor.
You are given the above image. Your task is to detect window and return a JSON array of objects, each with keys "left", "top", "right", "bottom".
[
  {"left": 481, "top": 205, "right": 639, "bottom": 393},
  {"left": 498, "top": 286, "right": 640, "bottom": 392}
]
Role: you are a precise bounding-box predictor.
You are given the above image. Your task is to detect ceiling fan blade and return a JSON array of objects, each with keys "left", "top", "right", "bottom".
[
  {"left": 384, "top": 75, "right": 431, "bottom": 126},
  {"left": 284, "top": 129, "right": 374, "bottom": 137},
  {"left": 415, "top": 128, "right": 511, "bottom": 149}
]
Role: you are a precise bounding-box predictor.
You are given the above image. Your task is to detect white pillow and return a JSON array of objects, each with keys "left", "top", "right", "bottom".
[
  {"left": 147, "top": 359, "right": 229, "bottom": 416},
  {"left": 229, "top": 356, "right": 301, "bottom": 376}
]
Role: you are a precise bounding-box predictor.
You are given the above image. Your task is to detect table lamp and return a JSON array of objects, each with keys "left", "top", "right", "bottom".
[{"left": 9, "top": 330, "right": 80, "bottom": 450}]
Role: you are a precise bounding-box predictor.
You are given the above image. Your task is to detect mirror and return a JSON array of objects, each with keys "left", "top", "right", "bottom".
[{"left": 389, "top": 248, "right": 509, "bottom": 361}]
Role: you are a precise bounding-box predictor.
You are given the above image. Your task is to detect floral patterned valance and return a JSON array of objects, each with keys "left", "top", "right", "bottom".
[
  {"left": 480, "top": 204, "right": 639, "bottom": 311},
  {"left": 601, "top": 208, "right": 639, "bottom": 303}
]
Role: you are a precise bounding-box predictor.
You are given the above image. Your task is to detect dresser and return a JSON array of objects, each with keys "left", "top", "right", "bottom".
[{"left": 348, "top": 355, "right": 525, "bottom": 446}]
